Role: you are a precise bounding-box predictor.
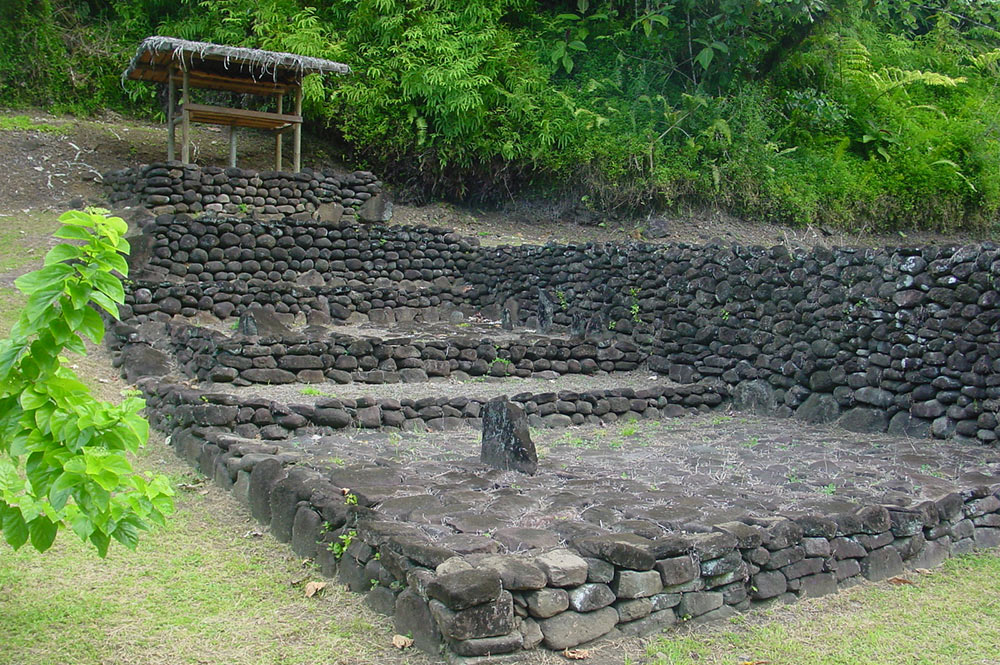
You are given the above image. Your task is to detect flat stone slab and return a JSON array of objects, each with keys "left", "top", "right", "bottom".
[{"left": 236, "top": 412, "right": 1000, "bottom": 548}]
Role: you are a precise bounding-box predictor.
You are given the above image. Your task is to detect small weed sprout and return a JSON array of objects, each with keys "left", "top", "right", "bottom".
[
  {"left": 344, "top": 492, "right": 359, "bottom": 506},
  {"left": 328, "top": 530, "right": 356, "bottom": 560},
  {"left": 556, "top": 289, "right": 568, "bottom": 310}
]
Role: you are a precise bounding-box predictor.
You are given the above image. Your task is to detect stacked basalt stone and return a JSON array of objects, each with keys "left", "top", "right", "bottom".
[
  {"left": 104, "top": 162, "right": 380, "bottom": 218},
  {"left": 140, "top": 379, "right": 725, "bottom": 441},
  {"left": 465, "top": 242, "right": 1000, "bottom": 443},
  {"left": 125, "top": 408, "right": 1000, "bottom": 658}
]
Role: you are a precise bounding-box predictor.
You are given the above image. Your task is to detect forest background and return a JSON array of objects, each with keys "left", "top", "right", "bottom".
[{"left": 5, "top": 0, "right": 1000, "bottom": 233}]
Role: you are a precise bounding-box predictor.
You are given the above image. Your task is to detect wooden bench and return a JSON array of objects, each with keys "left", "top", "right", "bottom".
[{"left": 178, "top": 103, "right": 302, "bottom": 132}]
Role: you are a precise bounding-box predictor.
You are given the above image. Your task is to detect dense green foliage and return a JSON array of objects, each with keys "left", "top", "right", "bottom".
[
  {"left": 5, "top": 1, "right": 1000, "bottom": 230},
  {"left": 0, "top": 209, "right": 173, "bottom": 557}
]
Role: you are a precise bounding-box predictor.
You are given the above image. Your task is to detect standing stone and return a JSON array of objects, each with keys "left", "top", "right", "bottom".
[
  {"left": 358, "top": 193, "right": 393, "bottom": 223},
  {"left": 536, "top": 288, "right": 556, "bottom": 332},
  {"left": 502, "top": 297, "right": 519, "bottom": 331},
  {"left": 237, "top": 305, "right": 292, "bottom": 338},
  {"left": 481, "top": 396, "right": 538, "bottom": 475}
]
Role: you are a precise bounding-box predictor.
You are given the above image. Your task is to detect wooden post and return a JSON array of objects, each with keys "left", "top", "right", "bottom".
[
  {"left": 293, "top": 84, "right": 303, "bottom": 172},
  {"left": 275, "top": 93, "right": 283, "bottom": 170},
  {"left": 228, "top": 125, "right": 237, "bottom": 167},
  {"left": 181, "top": 68, "right": 191, "bottom": 164},
  {"left": 167, "top": 69, "right": 176, "bottom": 162}
]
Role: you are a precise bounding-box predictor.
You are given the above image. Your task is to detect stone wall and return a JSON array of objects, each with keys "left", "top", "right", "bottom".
[
  {"left": 138, "top": 379, "right": 725, "bottom": 442},
  {"left": 166, "top": 320, "right": 653, "bottom": 386},
  {"left": 463, "top": 242, "right": 1000, "bottom": 445},
  {"left": 146, "top": 397, "right": 1000, "bottom": 657},
  {"left": 104, "top": 162, "right": 383, "bottom": 220},
  {"left": 124, "top": 214, "right": 1000, "bottom": 444}
]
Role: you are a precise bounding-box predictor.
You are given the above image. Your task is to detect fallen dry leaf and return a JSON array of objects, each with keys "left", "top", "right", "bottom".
[
  {"left": 914, "top": 568, "right": 933, "bottom": 575},
  {"left": 304, "top": 581, "right": 327, "bottom": 598},
  {"left": 563, "top": 648, "right": 590, "bottom": 660},
  {"left": 888, "top": 576, "right": 916, "bottom": 586},
  {"left": 392, "top": 635, "right": 414, "bottom": 649},
  {"left": 738, "top": 661, "right": 771, "bottom": 665}
]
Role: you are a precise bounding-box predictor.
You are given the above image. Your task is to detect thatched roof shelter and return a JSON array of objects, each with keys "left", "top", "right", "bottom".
[{"left": 124, "top": 36, "right": 351, "bottom": 170}]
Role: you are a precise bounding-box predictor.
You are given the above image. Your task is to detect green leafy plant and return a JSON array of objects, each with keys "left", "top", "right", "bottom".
[
  {"left": 0, "top": 209, "right": 174, "bottom": 556},
  {"left": 629, "top": 287, "right": 641, "bottom": 322},
  {"left": 328, "top": 529, "right": 356, "bottom": 560},
  {"left": 344, "top": 492, "right": 358, "bottom": 506}
]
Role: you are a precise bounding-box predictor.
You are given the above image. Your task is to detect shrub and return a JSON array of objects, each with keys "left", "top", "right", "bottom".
[{"left": 0, "top": 209, "right": 173, "bottom": 557}]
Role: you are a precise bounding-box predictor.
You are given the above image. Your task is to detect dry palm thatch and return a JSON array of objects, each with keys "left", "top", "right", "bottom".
[{"left": 124, "top": 35, "right": 350, "bottom": 87}]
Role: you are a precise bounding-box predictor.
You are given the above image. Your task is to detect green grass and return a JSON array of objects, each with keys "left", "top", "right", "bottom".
[
  {"left": 646, "top": 552, "right": 1000, "bottom": 665},
  {"left": 0, "top": 445, "right": 425, "bottom": 665},
  {"left": 0, "top": 115, "right": 64, "bottom": 133},
  {"left": 0, "top": 210, "right": 62, "bottom": 273}
]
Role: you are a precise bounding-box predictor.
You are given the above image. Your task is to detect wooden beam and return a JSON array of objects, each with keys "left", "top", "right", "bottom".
[
  {"left": 293, "top": 84, "right": 303, "bottom": 172},
  {"left": 180, "top": 103, "right": 301, "bottom": 129},
  {"left": 275, "top": 94, "right": 283, "bottom": 171},
  {"left": 167, "top": 68, "right": 175, "bottom": 162},
  {"left": 167, "top": 70, "right": 291, "bottom": 96},
  {"left": 228, "top": 125, "right": 237, "bottom": 168},
  {"left": 181, "top": 69, "right": 190, "bottom": 164}
]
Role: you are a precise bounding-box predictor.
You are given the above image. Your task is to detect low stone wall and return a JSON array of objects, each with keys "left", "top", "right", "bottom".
[
  {"left": 140, "top": 379, "right": 724, "bottom": 441},
  {"left": 104, "top": 163, "right": 383, "bottom": 219},
  {"left": 124, "top": 213, "right": 1000, "bottom": 445},
  {"left": 165, "top": 320, "right": 652, "bottom": 386},
  {"left": 146, "top": 402, "right": 1000, "bottom": 657}
]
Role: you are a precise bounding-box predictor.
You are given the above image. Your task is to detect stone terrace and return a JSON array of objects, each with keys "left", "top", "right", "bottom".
[{"left": 108, "top": 207, "right": 1000, "bottom": 659}]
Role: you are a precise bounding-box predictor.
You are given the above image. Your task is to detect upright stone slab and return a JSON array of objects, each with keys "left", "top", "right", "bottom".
[
  {"left": 481, "top": 396, "right": 538, "bottom": 475},
  {"left": 237, "top": 305, "right": 292, "bottom": 337},
  {"left": 536, "top": 287, "right": 556, "bottom": 332}
]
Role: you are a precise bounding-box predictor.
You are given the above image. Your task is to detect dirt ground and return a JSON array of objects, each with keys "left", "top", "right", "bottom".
[{"left": 2, "top": 109, "right": 993, "bottom": 250}]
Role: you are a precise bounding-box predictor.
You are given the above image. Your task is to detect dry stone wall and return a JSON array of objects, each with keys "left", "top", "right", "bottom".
[
  {"left": 140, "top": 396, "right": 1000, "bottom": 658},
  {"left": 123, "top": 214, "right": 1000, "bottom": 444},
  {"left": 107, "top": 212, "right": 1000, "bottom": 659},
  {"left": 464, "top": 242, "right": 1000, "bottom": 445},
  {"left": 104, "top": 162, "right": 383, "bottom": 219}
]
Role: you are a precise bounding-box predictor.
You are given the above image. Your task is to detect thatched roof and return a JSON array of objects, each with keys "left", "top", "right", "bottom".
[{"left": 124, "top": 36, "right": 350, "bottom": 95}]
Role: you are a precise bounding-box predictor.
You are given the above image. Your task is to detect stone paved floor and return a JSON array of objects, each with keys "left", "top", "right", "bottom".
[{"left": 266, "top": 412, "right": 1000, "bottom": 549}]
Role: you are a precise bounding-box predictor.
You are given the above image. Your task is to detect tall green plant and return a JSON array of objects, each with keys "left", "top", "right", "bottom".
[{"left": 0, "top": 209, "right": 173, "bottom": 557}]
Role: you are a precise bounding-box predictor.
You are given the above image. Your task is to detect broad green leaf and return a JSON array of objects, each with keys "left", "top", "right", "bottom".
[
  {"left": 58, "top": 210, "right": 94, "bottom": 226},
  {"left": 89, "top": 290, "right": 120, "bottom": 318},
  {"left": 69, "top": 511, "right": 93, "bottom": 540},
  {"left": 0, "top": 458, "right": 22, "bottom": 492},
  {"left": 105, "top": 215, "right": 128, "bottom": 236},
  {"left": 19, "top": 388, "right": 47, "bottom": 411},
  {"left": 89, "top": 529, "right": 110, "bottom": 558},
  {"left": 1, "top": 507, "right": 29, "bottom": 550},
  {"left": 53, "top": 224, "right": 93, "bottom": 242},
  {"left": 110, "top": 515, "right": 142, "bottom": 550},
  {"left": 93, "top": 271, "right": 125, "bottom": 304},
  {"left": 14, "top": 263, "right": 73, "bottom": 297},
  {"left": 44, "top": 243, "right": 83, "bottom": 266},
  {"left": 27, "top": 515, "right": 58, "bottom": 552},
  {"left": 49, "top": 472, "right": 78, "bottom": 511},
  {"left": 77, "top": 306, "right": 105, "bottom": 344},
  {"left": 695, "top": 46, "right": 714, "bottom": 71}
]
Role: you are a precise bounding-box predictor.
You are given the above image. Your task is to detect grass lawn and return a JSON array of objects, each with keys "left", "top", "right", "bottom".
[
  {"left": 0, "top": 443, "right": 430, "bottom": 665},
  {"left": 646, "top": 552, "right": 1000, "bottom": 665}
]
